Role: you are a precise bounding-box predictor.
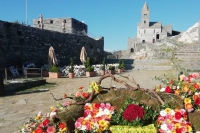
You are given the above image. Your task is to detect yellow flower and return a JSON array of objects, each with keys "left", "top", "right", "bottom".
[
  {"left": 35, "top": 116, "right": 42, "bottom": 120},
  {"left": 165, "top": 108, "right": 171, "bottom": 114},
  {"left": 187, "top": 125, "right": 192, "bottom": 132},
  {"left": 59, "top": 127, "right": 67, "bottom": 133},
  {"left": 174, "top": 123, "right": 181, "bottom": 129},
  {"left": 98, "top": 120, "right": 108, "bottom": 128},
  {"left": 184, "top": 98, "right": 191, "bottom": 104}
]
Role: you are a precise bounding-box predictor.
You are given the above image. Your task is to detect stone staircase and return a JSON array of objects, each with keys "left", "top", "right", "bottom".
[
  {"left": 133, "top": 59, "right": 173, "bottom": 70},
  {"left": 174, "top": 44, "right": 200, "bottom": 71}
]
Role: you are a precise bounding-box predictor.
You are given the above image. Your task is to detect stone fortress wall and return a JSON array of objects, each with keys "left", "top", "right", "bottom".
[
  {"left": 0, "top": 20, "right": 104, "bottom": 68},
  {"left": 33, "top": 15, "right": 88, "bottom": 35}
]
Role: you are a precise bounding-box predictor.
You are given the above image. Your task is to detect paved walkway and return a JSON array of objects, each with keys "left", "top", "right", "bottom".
[{"left": 0, "top": 70, "right": 176, "bottom": 133}]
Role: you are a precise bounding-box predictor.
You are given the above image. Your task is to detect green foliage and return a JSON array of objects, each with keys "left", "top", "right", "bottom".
[
  {"left": 118, "top": 59, "right": 125, "bottom": 69},
  {"left": 111, "top": 98, "right": 158, "bottom": 127},
  {"left": 84, "top": 57, "right": 94, "bottom": 72},
  {"left": 86, "top": 66, "right": 94, "bottom": 72},
  {"left": 101, "top": 58, "right": 106, "bottom": 70},
  {"left": 69, "top": 58, "right": 74, "bottom": 73},
  {"left": 84, "top": 57, "right": 90, "bottom": 68},
  {"left": 49, "top": 65, "right": 60, "bottom": 72},
  {"left": 109, "top": 65, "right": 115, "bottom": 70}
]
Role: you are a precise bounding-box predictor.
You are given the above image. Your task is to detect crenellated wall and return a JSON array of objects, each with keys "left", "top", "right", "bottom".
[{"left": 0, "top": 20, "right": 104, "bottom": 68}]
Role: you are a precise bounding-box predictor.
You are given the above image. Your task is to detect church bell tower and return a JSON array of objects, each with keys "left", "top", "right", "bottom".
[{"left": 141, "top": 1, "right": 150, "bottom": 28}]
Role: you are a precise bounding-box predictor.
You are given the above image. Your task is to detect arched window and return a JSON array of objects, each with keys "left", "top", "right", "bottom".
[
  {"left": 130, "top": 48, "right": 134, "bottom": 53},
  {"left": 142, "top": 40, "right": 145, "bottom": 43},
  {"left": 144, "top": 20, "right": 146, "bottom": 24}
]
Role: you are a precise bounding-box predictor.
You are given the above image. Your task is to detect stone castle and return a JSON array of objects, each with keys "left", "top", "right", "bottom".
[
  {"left": 33, "top": 15, "right": 88, "bottom": 35},
  {"left": 0, "top": 15, "right": 104, "bottom": 68},
  {"left": 127, "top": 2, "right": 180, "bottom": 53}
]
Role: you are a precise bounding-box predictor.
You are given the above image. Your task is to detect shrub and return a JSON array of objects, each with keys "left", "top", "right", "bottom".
[
  {"left": 49, "top": 65, "right": 60, "bottom": 72},
  {"left": 86, "top": 66, "right": 94, "bottom": 72},
  {"left": 109, "top": 65, "right": 115, "bottom": 70},
  {"left": 101, "top": 58, "right": 106, "bottom": 70},
  {"left": 69, "top": 58, "right": 74, "bottom": 73}
]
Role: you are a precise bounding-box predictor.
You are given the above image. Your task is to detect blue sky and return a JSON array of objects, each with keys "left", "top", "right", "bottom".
[{"left": 0, "top": 0, "right": 200, "bottom": 52}]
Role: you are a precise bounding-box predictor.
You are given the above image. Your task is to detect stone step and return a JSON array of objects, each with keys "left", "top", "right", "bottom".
[{"left": 133, "top": 65, "right": 173, "bottom": 70}]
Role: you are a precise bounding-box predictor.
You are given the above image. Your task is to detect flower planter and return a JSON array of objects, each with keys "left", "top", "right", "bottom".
[
  {"left": 42, "top": 70, "right": 49, "bottom": 77},
  {"left": 109, "top": 124, "right": 156, "bottom": 133},
  {"left": 108, "top": 70, "right": 115, "bottom": 74},
  {"left": 48, "top": 72, "right": 61, "bottom": 78},
  {"left": 118, "top": 69, "right": 122, "bottom": 73},
  {"left": 101, "top": 70, "right": 105, "bottom": 75},
  {"left": 68, "top": 73, "right": 74, "bottom": 79},
  {"left": 86, "top": 71, "right": 96, "bottom": 77}
]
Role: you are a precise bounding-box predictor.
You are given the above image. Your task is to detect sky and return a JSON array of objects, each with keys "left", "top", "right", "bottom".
[{"left": 0, "top": 0, "right": 200, "bottom": 52}]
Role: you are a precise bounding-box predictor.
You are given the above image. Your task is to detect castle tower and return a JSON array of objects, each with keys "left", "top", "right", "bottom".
[{"left": 141, "top": 1, "right": 150, "bottom": 28}]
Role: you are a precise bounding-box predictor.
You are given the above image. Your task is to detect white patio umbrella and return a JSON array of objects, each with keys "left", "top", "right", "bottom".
[
  {"left": 80, "top": 47, "right": 87, "bottom": 64},
  {"left": 48, "top": 46, "right": 58, "bottom": 66}
]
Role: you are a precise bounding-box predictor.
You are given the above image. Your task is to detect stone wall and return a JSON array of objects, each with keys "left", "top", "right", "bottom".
[{"left": 0, "top": 20, "right": 104, "bottom": 68}]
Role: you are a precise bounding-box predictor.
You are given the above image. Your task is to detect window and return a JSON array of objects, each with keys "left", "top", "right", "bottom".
[
  {"left": 144, "top": 14, "right": 147, "bottom": 18},
  {"left": 38, "top": 21, "right": 40, "bottom": 24},
  {"left": 63, "top": 20, "right": 66, "bottom": 23},
  {"left": 130, "top": 48, "right": 134, "bottom": 53},
  {"left": 50, "top": 20, "right": 53, "bottom": 24},
  {"left": 144, "top": 20, "right": 146, "bottom": 24}
]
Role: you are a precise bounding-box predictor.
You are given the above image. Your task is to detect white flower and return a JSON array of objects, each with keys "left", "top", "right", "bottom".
[
  {"left": 160, "top": 123, "right": 168, "bottom": 131},
  {"left": 177, "top": 86, "right": 180, "bottom": 89},
  {"left": 50, "top": 112, "right": 57, "bottom": 119},
  {"left": 80, "top": 125, "right": 86, "bottom": 131},
  {"left": 37, "top": 111, "right": 42, "bottom": 116},
  {"left": 160, "top": 87, "right": 166, "bottom": 92},
  {"left": 170, "top": 110, "right": 175, "bottom": 115},
  {"left": 160, "top": 110, "right": 167, "bottom": 116}
]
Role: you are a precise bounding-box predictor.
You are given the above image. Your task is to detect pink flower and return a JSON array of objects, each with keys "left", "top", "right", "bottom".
[
  {"left": 183, "top": 76, "right": 189, "bottom": 81},
  {"left": 179, "top": 109, "right": 186, "bottom": 115},
  {"left": 76, "top": 91, "right": 82, "bottom": 97},
  {"left": 75, "top": 121, "right": 82, "bottom": 129},
  {"left": 167, "top": 124, "right": 174, "bottom": 131},
  {"left": 192, "top": 73, "right": 199, "bottom": 78},
  {"left": 62, "top": 101, "right": 71, "bottom": 106},
  {"left": 46, "top": 126, "right": 56, "bottom": 133}
]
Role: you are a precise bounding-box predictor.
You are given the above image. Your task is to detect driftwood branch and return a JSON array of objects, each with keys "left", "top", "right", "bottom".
[
  {"left": 50, "top": 73, "right": 165, "bottom": 105},
  {"left": 97, "top": 73, "right": 165, "bottom": 105}
]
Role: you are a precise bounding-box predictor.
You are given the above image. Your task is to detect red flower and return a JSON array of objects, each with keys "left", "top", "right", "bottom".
[
  {"left": 82, "top": 92, "right": 89, "bottom": 98},
  {"left": 35, "top": 128, "right": 43, "bottom": 133},
  {"left": 59, "top": 122, "right": 66, "bottom": 129},
  {"left": 195, "top": 97, "right": 200, "bottom": 106},
  {"left": 176, "top": 128, "right": 183, "bottom": 133},
  {"left": 43, "top": 118, "right": 50, "bottom": 127},
  {"left": 122, "top": 104, "right": 145, "bottom": 122},
  {"left": 174, "top": 112, "right": 182, "bottom": 120},
  {"left": 94, "top": 103, "right": 101, "bottom": 109},
  {"left": 193, "top": 84, "right": 199, "bottom": 89},
  {"left": 165, "top": 86, "right": 171, "bottom": 93}
]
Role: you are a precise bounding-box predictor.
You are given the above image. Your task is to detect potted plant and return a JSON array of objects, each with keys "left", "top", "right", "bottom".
[
  {"left": 86, "top": 66, "right": 96, "bottom": 77},
  {"left": 108, "top": 65, "right": 115, "bottom": 74},
  {"left": 118, "top": 59, "right": 123, "bottom": 73},
  {"left": 68, "top": 58, "right": 74, "bottom": 78},
  {"left": 85, "top": 57, "right": 96, "bottom": 77},
  {"left": 121, "top": 59, "right": 125, "bottom": 71},
  {"left": 101, "top": 58, "right": 106, "bottom": 75},
  {"left": 48, "top": 65, "right": 61, "bottom": 78}
]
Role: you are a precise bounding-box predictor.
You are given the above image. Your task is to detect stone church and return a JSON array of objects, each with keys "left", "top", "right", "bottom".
[{"left": 127, "top": 2, "right": 180, "bottom": 53}]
